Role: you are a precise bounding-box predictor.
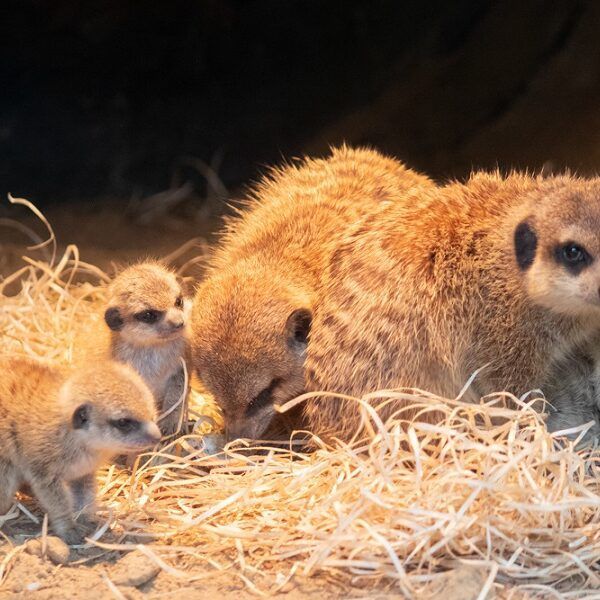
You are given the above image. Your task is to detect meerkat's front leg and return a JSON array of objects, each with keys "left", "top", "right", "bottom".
[
  {"left": 29, "top": 476, "right": 81, "bottom": 544},
  {"left": 0, "top": 461, "right": 19, "bottom": 515},
  {"left": 158, "top": 367, "right": 188, "bottom": 436},
  {"left": 69, "top": 473, "right": 98, "bottom": 516}
]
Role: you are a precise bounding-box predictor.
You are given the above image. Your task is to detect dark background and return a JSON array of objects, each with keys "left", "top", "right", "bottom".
[{"left": 1, "top": 0, "right": 598, "bottom": 208}]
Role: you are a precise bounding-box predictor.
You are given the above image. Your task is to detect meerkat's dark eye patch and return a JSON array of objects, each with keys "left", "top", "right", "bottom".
[
  {"left": 134, "top": 309, "right": 163, "bottom": 324},
  {"left": 72, "top": 404, "right": 91, "bottom": 429},
  {"left": 554, "top": 242, "right": 593, "bottom": 275},
  {"left": 174, "top": 296, "right": 184, "bottom": 309},
  {"left": 109, "top": 417, "right": 140, "bottom": 433},
  {"left": 104, "top": 307, "right": 124, "bottom": 331},
  {"left": 246, "top": 378, "right": 283, "bottom": 417},
  {"left": 514, "top": 220, "right": 537, "bottom": 271}
]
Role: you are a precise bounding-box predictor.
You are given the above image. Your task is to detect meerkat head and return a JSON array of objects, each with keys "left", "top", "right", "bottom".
[
  {"left": 60, "top": 361, "right": 161, "bottom": 454},
  {"left": 191, "top": 267, "right": 311, "bottom": 441},
  {"left": 103, "top": 261, "right": 192, "bottom": 348},
  {"left": 514, "top": 177, "right": 600, "bottom": 318}
]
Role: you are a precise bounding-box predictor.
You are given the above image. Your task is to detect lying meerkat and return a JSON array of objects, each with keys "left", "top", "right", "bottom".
[
  {"left": 191, "top": 146, "right": 434, "bottom": 441},
  {"left": 0, "top": 357, "right": 160, "bottom": 544},
  {"left": 303, "top": 172, "right": 600, "bottom": 440},
  {"left": 76, "top": 261, "right": 191, "bottom": 435}
]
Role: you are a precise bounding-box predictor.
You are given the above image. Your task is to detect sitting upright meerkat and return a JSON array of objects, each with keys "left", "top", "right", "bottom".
[
  {"left": 0, "top": 357, "right": 160, "bottom": 543},
  {"left": 303, "top": 172, "right": 600, "bottom": 440},
  {"left": 77, "top": 261, "right": 191, "bottom": 435},
  {"left": 191, "top": 146, "right": 434, "bottom": 441}
]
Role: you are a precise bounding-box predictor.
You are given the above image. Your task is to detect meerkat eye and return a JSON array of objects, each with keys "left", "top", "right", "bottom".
[
  {"left": 110, "top": 417, "right": 139, "bottom": 433},
  {"left": 134, "top": 309, "right": 162, "bottom": 324},
  {"left": 246, "top": 378, "right": 282, "bottom": 417},
  {"left": 562, "top": 244, "right": 586, "bottom": 263},
  {"left": 174, "top": 296, "right": 184, "bottom": 309},
  {"left": 557, "top": 242, "right": 592, "bottom": 273}
]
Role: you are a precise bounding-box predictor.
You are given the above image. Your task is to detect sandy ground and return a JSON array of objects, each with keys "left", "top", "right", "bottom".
[
  {"left": 0, "top": 542, "right": 382, "bottom": 600},
  {"left": 0, "top": 530, "right": 498, "bottom": 600}
]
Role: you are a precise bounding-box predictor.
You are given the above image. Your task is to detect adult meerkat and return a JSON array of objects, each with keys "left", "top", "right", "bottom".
[
  {"left": 0, "top": 358, "right": 160, "bottom": 544},
  {"left": 78, "top": 261, "right": 192, "bottom": 435},
  {"left": 191, "top": 146, "right": 434, "bottom": 441},
  {"left": 303, "top": 172, "right": 600, "bottom": 440}
]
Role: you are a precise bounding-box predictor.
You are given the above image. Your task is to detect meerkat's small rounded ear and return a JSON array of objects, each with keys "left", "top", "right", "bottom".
[
  {"left": 72, "top": 404, "right": 91, "bottom": 430},
  {"left": 176, "top": 275, "right": 196, "bottom": 298},
  {"left": 286, "top": 308, "right": 312, "bottom": 350},
  {"left": 104, "top": 307, "right": 124, "bottom": 331},
  {"left": 514, "top": 218, "right": 537, "bottom": 271}
]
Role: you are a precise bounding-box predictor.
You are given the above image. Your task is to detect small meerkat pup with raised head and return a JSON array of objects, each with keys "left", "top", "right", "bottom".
[
  {"left": 99, "top": 261, "right": 191, "bottom": 435},
  {"left": 191, "top": 146, "right": 435, "bottom": 441},
  {"left": 304, "top": 172, "right": 600, "bottom": 440},
  {"left": 0, "top": 357, "right": 161, "bottom": 544}
]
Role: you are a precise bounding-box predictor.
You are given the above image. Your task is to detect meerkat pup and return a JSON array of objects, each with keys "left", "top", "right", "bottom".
[
  {"left": 0, "top": 357, "right": 160, "bottom": 544},
  {"left": 191, "top": 146, "right": 434, "bottom": 441},
  {"left": 303, "top": 172, "right": 600, "bottom": 440},
  {"left": 77, "top": 261, "right": 191, "bottom": 436}
]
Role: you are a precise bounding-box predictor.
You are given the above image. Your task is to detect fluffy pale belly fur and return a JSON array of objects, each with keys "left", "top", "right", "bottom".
[
  {"left": 118, "top": 342, "right": 183, "bottom": 398},
  {"left": 113, "top": 340, "right": 188, "bottom": 435}
]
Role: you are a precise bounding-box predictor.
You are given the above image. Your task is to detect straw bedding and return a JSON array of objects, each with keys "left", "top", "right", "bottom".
[{"left": 1, "top": 198, "right": 599, "bottom": 598}]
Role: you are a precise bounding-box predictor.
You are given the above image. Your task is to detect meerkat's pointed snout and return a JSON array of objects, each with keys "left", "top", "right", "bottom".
[
  {"left": 168, "top": 318, "right": 185, "bottom": 330},
  {"left": 225, "top": 416, "right": 265, "bottom": 442},
  {"left": 145, "top": 422, "right": 162, "bottom": 444}
]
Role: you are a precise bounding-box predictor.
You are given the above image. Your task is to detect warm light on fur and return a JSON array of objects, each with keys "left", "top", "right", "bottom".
[
  {"left": 0, "top": 358, "right": 159, "bottom": 544},
  {"left": 74, "top": 261, "right": 191, "bottom": 436},
  {"left": 305, "top": 173, "right": 600, "bottom": 440},
  {"left": 191, "top": 146, "right": 435, "bottom": 440},
  {"left": 2, "top": 196, "right": 600, "bottom": 595}
]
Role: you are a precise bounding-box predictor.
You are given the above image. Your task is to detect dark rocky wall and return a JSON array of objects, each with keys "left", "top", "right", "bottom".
[{"left": 0, "top": 0, "right": 597, "bottom": 205}]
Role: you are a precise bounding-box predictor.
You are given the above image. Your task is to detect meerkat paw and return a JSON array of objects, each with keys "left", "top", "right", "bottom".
[{"left": 54, "top": 522, "right": 85, "bottom": 546}]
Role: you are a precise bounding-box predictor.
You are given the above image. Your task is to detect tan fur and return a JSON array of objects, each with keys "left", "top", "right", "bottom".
[
  {"left": 305, "top": 172, "right": 600, "bottom": 440},
  {"left": 191, "top": 146, "right": 434, "bottom": 440},
  {"left": 76, "top": 261, "right": 191, "bottom": 435},
  {"left": 0, "top": 358, "right": 160, "bottom": 543}
]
